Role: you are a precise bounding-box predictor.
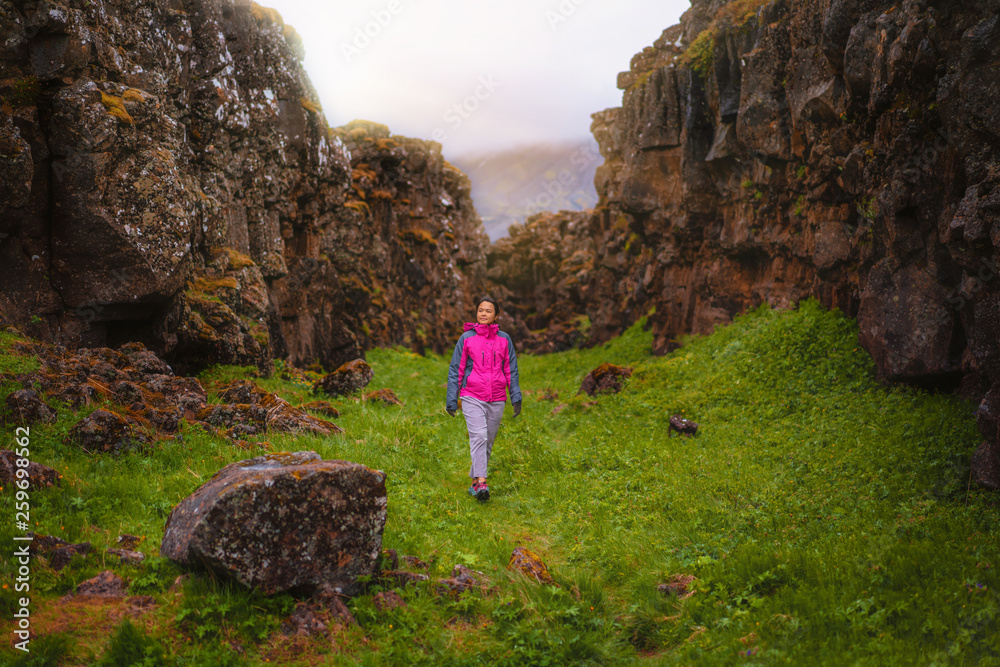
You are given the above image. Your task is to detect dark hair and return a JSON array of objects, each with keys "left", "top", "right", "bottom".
[{"left": 476, "top": 296, "right": 500, "bottom": 315}]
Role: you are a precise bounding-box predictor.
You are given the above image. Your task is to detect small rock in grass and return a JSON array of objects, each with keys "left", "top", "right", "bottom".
[
  {"left": 0, "top": 449, "right": 60, "bottom": 489},
  {"left": 658, "top": 574, "right": 696, "bottom": 599},
  {"left": 508, "top": 546, "right": 556, "bottom": 586},
  {"left": 51, "top": 543, "right": 92, "bottom": 571},
  {"left": 74, "top": 570, "right": 128, "bottom": 598},
  {"left": 579, "top": 363, "right": 633, "bottom": 396},
  {"left": 107, "top": 547, "right": 146, "bottom": 566},
  {"left": 126, "top": 595, "right": 157, "bottom": 609},
  {"left": 282, "top": 601, "right": 329, "bottom": 637},
  {"left": 400, "top": 555, "right": 429, "bottom": 570},
  {"left": 4, "top": 389, "right": 57, "bottom": 425},
  {"left": 313, "top": 359, "right": 374, "bottom": 397},
  {"left": 69, "top": 409, "right": 150, "bottom": 455},
  {"left": 668, "top": 414, "right": 699, "bottom": 436},
  {"left": 25, "top": 533, "right": 91, "bottom": 571},
  {"left": 437, "top": 564, "right": 492, "bottom": 596},
  {"left": 313, "top": 591, "right": 357, "bottom": 626},
  {"left": 260, "top": 393, "right": 342, "bottom": 435},
  {"left": 373, "top": 590, "right": 406, "bottom": 611},
  {"left": 364, "top": 388, "right": 402, "bottom": 406},
  {"left": 117, "top": 534, "right": 143, "bottom": 549}
]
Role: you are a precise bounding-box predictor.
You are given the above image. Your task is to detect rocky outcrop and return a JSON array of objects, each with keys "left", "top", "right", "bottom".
[
  {"left": 0, "top": 0, "right": 487, "bottom": 374},
  {"left": 488, "top": 0, "right": 1000, "bottom": 479},
  {"left": 487, "top": 210, "right": 594, "bottom": 352},
  {"left": 160, "top": 450, "right": 388, "bottom": 595},
  {"left": 1, "top": 338, "right": 339, "bottom": 444},
  {"left": 272, "top": 120, "right": 489, "bottom": 363}
]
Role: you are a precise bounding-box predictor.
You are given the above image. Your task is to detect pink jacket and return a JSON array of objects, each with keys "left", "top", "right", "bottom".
[{"left": 446, "top": 323, "right": 522, "bottom": 409}]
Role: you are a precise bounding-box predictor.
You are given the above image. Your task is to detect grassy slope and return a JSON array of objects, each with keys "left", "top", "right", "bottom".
[{"left": 1, "top": 300, "right": 998, "bottom": 666}]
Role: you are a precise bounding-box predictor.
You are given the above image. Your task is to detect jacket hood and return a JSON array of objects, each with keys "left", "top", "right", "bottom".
[{"left": 464, "top": 322, "right": 499, "bottom": 338}]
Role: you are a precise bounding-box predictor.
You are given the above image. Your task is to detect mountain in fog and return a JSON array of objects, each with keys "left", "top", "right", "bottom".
[{"left": 451, "top": 139, "right": 600, "bottom": 240}]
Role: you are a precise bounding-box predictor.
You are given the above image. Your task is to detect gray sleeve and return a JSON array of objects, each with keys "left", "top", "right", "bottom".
[
  {"left": 506, "top": 334, "right": 522, "bottom": 404},
  {"left": 446, "top": 333, "right": 468, "bottom": 411}
]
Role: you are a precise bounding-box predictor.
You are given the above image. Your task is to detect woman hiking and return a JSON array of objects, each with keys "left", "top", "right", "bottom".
[{"left": 445, "top": 297, "right": 522, "bottom": 502}]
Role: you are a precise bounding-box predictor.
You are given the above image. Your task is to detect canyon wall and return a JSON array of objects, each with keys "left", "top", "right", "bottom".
[
  {"left": 488, "top": 0, "right": 1000, "bottom": 485},
  {"left": 0, "top": 0, "right": 487, "bottom": 374}
]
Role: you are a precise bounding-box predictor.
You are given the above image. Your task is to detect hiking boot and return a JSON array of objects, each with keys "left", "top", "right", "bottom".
[
  {"left": 468, "top": 482, "right": 479, "bottom": 497},
  {"left": 475, "top": 482, "right": 490, "bottom": 502}
]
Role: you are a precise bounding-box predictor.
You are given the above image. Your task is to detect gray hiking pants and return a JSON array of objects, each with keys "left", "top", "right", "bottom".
[{"left": 462, "top": 396, "right": 505, "bottom": 479}]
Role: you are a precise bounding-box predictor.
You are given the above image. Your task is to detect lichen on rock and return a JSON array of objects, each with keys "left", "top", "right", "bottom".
[{"left": 161, "top": 451, "right": 388, "bottom": 595}]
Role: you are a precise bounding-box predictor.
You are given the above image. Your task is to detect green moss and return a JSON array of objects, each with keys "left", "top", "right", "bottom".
[
  {"left": 188, "top": 276, "right": 239, "bottom": 300},
  {"left": 225, "top": 248, "right": 256, "bottom": 270},
  {"left": 300, "top": 97, "right": 320, "bottom": 114},
  {"left": 627, "top": 69, "right": 655, "bottom": 91},
  {"left": 100, "top": 92, "right": 134, "bottom": 124},
  {"left": 344, "top": 200, "right": 370, "bottom": 215},
  {"left": 857, "top": 195, "right": 879, "bottom": 222},
  {"left": 13, "top": 75, "right": 41, "bottom": 107},
  {"left": 121, "top": 88, "right": 146, "bottom": 104},
  {"left": 793, "top": 194, "right": 807, "bottom": 217},
  {"left": 250, "top": 323, "right": 270, "bottom": 346},
  {"left": 680, "top": 27, "right": 717, "bottom": 77},
  {"left": 0, "top": 329, "right": 40, "bottom": 376},
  {"left": 624, "top": 233, "right": 642, "bottom": 254},
  {"left": 398, "top": 227, "right": 438, "bottom": 246},
  {"left": 680, "top": 0, "right": 770, "bottom": 77}
]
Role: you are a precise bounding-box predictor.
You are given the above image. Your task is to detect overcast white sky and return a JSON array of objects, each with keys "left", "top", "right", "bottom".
[{"left": 265, "top": 0, "right": 691, "bottom": 158}]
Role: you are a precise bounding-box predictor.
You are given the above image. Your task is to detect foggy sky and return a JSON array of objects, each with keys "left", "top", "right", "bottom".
[{"left": 264, "top": 0, "right": 692, "bottom": 158}]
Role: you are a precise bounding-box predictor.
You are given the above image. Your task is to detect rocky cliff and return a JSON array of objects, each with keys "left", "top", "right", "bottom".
[
  {"left": 487, "top": 0, "right": 1000, "bottom": 486},
  {"left": 0, "top": 0, "right": 487, "bottom": 374}
]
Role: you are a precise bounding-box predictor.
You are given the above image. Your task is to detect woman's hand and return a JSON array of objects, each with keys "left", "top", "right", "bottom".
[
  {"left": 512, "top": 401, "right": 521, "bottom": 418},
  {"left": 446, "top": 408, "right": 456, "bottom": 417}
]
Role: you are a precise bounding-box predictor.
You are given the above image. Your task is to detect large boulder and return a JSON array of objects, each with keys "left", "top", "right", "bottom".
[{"left": 161, "top": 451, "right": 387, "bottom": 595}]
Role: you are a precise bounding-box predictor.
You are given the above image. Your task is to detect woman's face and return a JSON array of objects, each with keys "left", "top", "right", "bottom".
[{"left": 476, "top": 301, "right": 497, "bottom": 325}]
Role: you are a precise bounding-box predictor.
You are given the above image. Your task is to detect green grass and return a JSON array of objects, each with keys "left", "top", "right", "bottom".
[{"left": 1, "top": 300, "right": 997, "bottom": 665}]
